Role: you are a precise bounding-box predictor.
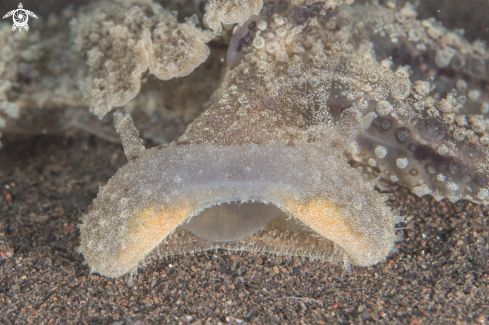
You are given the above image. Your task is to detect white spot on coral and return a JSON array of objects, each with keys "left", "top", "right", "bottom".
[
  {"left": 436, "top": 173, "right": 445, "bottom": 182},
  {"left": 395, "top": 66, "right": 410, "bottom": 79},
  {"left": 374, "top": 146, "right": 387, "bottom": 159},
  {"left": 477, "top": 189, "right": 489, "bottom": 200},
  {"left": 446, "top": 181, "right": 459, "bottom": 192},
  {"left": 434, "top": 47, "right": 456, "bottom": 68},
  {"left": 481, "top": 102, "right": 489, "bottom": 115},
  {"left": 381, "top": 58, "right": 392, "bottom": 69},
  {"left": 204, "top": 0, "right": 263, "bottom": 32},
  {"left": 358, "top": 99, "right": 369, "bottom": 110},
  {"left": 437, "top": 144, "right": 449, "bottom": 156},
  {"left": 276, "top": 27, "right": 286, "bottom": 37},
  {"left": 408, "top": 28, "right": 422, "bottom": 42},
  {"left": 396, "top": 158, "right": 409, "bottom": 169},
  {"left": 368, "top": 73, "right": 379, "bottom": 83},
  {"left": 257, "top": 20, "right": 267, "bottom": 31},
  {"left": 266, "top": 41, "right": 279, "bottom": 54},
  {"left": 468, "top": 89, "right": 482, "bottom": 100},
  {"left": 253, "top": 36, "right": 265, "bottom": 49},
  {"left": 480, "top": 135, "right": 489, "bottom": 145},
  {"left": 456, "top": 79, "right": 468, "bottom": 92},
  {"left": 119, "top": 198, "right": 129, "bottom": 206},
  {"left": 414, "top": 80, "right": 431, "bottom": 96},
  {"left": 0, "top": 101, "right": 20, "bottom": 118},
  {"left": 368, "top": 158, "right": 377, "bottom": 167},
  {"left": 412, "top": 184, "right": 432, "bottom": 197},
  {"left": 416, "top": 43, "right": 427, "bottom": 51},
  {"left": 391, "top": 81, "right": 410, "bottom": 100},
  {"left": 273, "top": 15, "right": 284, "bottom": 26},
  {"left": 376, "top": 100, "right": 393, "bottom": 116},
  {"left": 361, "top": 112, "right": 378, "bottom": 131}
]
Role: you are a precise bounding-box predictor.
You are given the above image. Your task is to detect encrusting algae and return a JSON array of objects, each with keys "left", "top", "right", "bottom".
[{"left": 1, "top": 0, "right": 489, "bottom": 277}]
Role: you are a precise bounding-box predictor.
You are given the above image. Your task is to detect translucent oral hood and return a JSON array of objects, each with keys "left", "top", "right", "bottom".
[{"left": 79, "top": 141, "right": 397, "bottom": 277}]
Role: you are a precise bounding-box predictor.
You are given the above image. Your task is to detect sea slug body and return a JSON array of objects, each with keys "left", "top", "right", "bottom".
[{"left": 78, "top": 113, "right": 398, "bottom": 277}]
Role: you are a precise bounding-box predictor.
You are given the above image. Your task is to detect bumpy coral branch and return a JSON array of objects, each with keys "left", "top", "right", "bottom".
[
  {"left": 204, "top": 0, "right": 264, "bottom": 33},
  {"left": 180, "top": 0, "right": 489, "bottom": 205},
  {"left": 72, "top": 0, "right": 214, "bottom": 117},
  {"left": 0, "top": 0, "right": 217, "bottom": 137}
]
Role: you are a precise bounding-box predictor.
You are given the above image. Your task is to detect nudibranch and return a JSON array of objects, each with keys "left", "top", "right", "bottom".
[{"left": 78, "top": 112, "right": 399, "bottom": 277}]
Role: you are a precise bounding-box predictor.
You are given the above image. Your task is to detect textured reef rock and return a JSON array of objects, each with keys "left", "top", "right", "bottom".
[
  {"left": 2, "top": 0, "right": 489, "bottom": 276},
  {"left": 204, "top": 0, "right": 264, "bottom": 32},
  {"left": 0, "top": 0, "right": 221, "bottom": 143},
  {"left": 338, "top": 3, "right": 489, "bottom": 204},
  {"left": 72, "top": 0, "right": 214, "bottom": 117},
  {"left": 0, "top": 8, "right": 85, "bottom": 137},
  {"left": 180, "top": 0, "right": 489, "bottom": 205}
]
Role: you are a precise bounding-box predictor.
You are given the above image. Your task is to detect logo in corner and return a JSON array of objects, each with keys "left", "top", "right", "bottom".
[{"left": 2, "top": 3, "right": 38, "bottom": 32}]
